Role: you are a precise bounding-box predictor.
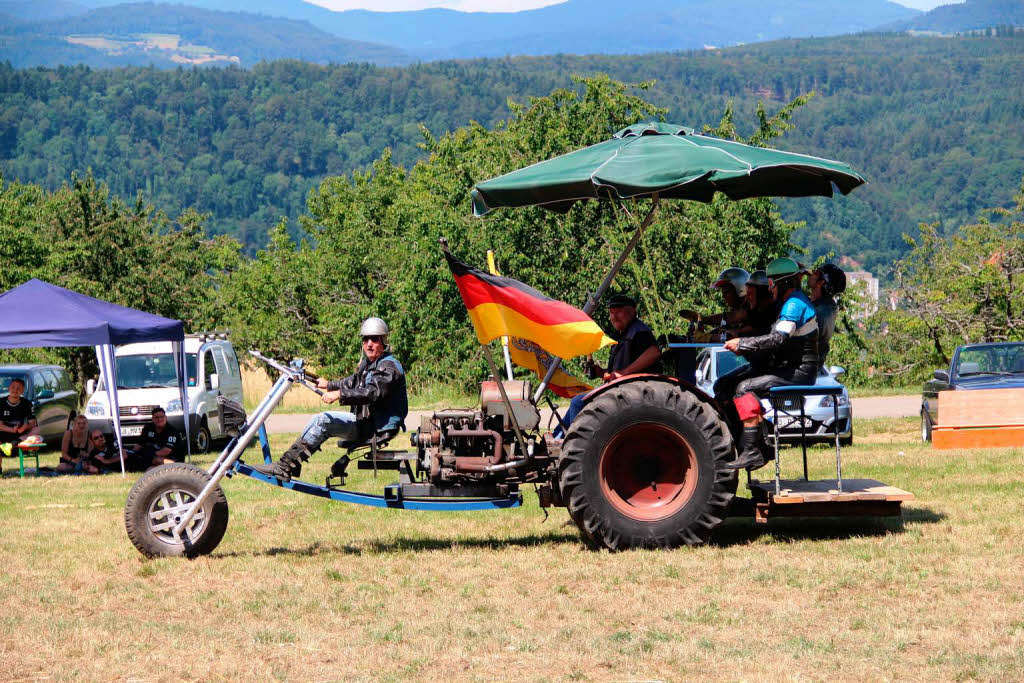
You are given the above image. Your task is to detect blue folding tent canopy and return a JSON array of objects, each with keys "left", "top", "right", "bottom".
[{"left": 0, "top": 279, "right": 191, "bottom": 474}]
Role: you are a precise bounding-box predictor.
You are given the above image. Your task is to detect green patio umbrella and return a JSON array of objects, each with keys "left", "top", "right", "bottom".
[
  {"left": 471, "top": 121, "right": 865, "bottom": 216},
  {"left": 468, "top": 121, "right": 866, "bottom": 399}
]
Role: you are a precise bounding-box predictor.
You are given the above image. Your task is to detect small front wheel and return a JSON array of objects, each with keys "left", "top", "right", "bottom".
[{"left": 124, "top": 463, "right": 229, "bottom": 558}]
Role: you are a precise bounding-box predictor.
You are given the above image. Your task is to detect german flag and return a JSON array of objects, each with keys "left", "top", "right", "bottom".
[
  {"left": 507, "top": 337, "right": 593, "bottom": 398},
  {"left": 445, "top": 251, "right": 614, "bottom": 360}
]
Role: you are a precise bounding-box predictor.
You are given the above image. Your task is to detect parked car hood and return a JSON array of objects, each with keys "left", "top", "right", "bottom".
[{"left": 955, "top": 374, "right": 1024, "bottom": 390}]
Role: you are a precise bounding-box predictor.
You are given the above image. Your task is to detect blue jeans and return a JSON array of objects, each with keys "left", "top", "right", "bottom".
[
  {"left": 301, "top": 411, "right": 362, "bottom": 449},
  {"left": 553, "top": 394, "right": 587, "bottom": 438}
]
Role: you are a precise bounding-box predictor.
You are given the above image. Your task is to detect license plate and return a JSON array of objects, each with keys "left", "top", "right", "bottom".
[
  {"left": 120, "top": 425, "right": 143, "bottom": 437},
  {"left": 778, "top": 416, "right": 813, "bottom": 430}
]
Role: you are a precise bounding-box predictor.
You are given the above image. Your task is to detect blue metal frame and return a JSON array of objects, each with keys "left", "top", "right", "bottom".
[{"left": 232, "top": 462, "right": 523, "bottom": 511}]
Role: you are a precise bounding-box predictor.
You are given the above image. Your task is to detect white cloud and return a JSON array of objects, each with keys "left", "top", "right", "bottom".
[{"left": 306, "top": 0, "right": 565, "bottom": 11}]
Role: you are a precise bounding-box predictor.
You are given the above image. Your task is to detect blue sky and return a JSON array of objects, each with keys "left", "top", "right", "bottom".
[{"left": 308, "top": 0, "right": 962, "bottom": 11}]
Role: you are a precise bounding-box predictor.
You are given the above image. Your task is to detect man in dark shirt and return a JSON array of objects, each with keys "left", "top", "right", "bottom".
[
  {"left": 556, "top": 294, "right": 662, "bottom": 437},
  {"left": 130, "top": 407, "right": 184, "bottom": 470},
  {"left": 88, "top": 430, "right": 127, "bottom": 474},
  {"left": 0, "top": 378, "right": 38, "bottom": 456}
]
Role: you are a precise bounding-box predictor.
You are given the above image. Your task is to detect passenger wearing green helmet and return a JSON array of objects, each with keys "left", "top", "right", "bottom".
[{"left": 714, "top": 257, "right": 820, "bottom": 470}]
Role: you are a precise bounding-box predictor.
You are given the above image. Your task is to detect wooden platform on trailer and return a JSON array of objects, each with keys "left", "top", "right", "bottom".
[{"left": 746, "top": 478, "right": 914, "bottom": 523}]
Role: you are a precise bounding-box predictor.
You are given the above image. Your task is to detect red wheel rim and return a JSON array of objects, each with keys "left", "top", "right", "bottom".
[{"left": 599, "top": 422, "right": 698, "bottom": 521}]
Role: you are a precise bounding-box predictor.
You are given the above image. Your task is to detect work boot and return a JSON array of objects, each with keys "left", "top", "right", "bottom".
[
  {"left": 250, "top": 438, "right": 317, "bottom": 482},
  {"left": 727, "top": 427, "right": 766, "bottom": 471}
]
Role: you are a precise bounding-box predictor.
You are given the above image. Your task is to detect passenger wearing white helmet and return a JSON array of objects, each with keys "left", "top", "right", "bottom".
[
  {"left": 702, "top": 267, "right": 750, "bottom": 332},
  {"left": 252, "top": 317, "right": 409, "bottom": 483}
]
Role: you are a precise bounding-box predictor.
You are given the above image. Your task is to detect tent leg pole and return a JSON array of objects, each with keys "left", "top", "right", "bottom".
[
  {"left": 533, "top": 195, "right": 660, "bottom": 403},
  {"left": 174, "top": 376, "right": 293, "bottom": 538}
]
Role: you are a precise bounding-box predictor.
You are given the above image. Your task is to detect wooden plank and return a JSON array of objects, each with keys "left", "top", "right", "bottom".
[
  {"left": 754, "top": 500, "right": 904, "bottom": 523},
  {"left": 932, "top": 425, "right": 1024, "bottom": 450},
  {"left": 937, "top": 388, "right": 1024, "bottom": 429},
  {"left": 748, "top": 478, "right": 915, "bottom": 504}
]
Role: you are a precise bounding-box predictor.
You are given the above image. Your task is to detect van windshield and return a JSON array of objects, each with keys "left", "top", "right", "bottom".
[{"left": 102, "top": 354, "right": 199, "bottom": 389}]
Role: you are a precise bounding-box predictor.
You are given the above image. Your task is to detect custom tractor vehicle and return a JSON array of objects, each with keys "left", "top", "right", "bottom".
[{"left": 124, "top": 123, "right": 914, "bottom": 558}]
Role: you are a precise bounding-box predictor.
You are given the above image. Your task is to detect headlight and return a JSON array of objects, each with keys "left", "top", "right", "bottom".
[
  {"left": 820, "top": 393, "right": 849, "bottom": 407},
  {"left": 165, "top": 398, "right": 182, "bottom": 413},
  {"left": 86, "top": 402, "right": 105, "bottom": 416}
]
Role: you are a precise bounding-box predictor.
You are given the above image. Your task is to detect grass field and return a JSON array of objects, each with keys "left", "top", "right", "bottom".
[{"left": 2, "top": 417, "right": 1022, "bottom": 680}]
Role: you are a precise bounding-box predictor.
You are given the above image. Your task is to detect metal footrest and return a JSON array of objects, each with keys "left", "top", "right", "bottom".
[{"left": 356, "top": 451, "right": 415, "bottom": 470}]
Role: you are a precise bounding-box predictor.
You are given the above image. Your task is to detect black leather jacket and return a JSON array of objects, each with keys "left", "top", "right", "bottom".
[
  {"left": 735, "top": 291, "right": 820, "bottom": 376},
  {"left": 327, "top": 353, "right": 408, "bottom": 432}
]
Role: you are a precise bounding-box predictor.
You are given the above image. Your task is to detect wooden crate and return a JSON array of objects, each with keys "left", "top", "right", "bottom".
[
  {"left": 746, "top": 478, "right": 914, "bottom": 523},
  {"left": 932, "top": 388, "right": 1024, "bottom": 450}
]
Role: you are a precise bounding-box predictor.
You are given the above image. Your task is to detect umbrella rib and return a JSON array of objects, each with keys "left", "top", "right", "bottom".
[{"left": 695, "top": 134, "right": 860, "bottom": 168}]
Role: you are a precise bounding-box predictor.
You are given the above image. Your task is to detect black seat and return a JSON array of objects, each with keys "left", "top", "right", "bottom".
[{"left": 338, "top": 428, "right": 399, "bottom": 454}]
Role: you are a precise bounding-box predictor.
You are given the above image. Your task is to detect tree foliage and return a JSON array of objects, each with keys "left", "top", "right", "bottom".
[
  {"left": 220, "top": 76, "right": 799, "bottom": 391},
  {"left": 0, "top": 172, "right": 239, "bottom": 391},
  {"left": 1, "top": 32, "right": 1020, "bottom": 274},
  {"left": 828, "top": 175, "right": 1024, "bottom": 386}
]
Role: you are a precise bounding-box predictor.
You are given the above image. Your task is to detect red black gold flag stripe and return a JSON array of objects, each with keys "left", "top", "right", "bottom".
[{"left": 445, "top": 252, "right": 614, "bottom": 360}]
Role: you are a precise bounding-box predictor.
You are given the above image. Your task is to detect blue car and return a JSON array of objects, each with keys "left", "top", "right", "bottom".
[
  {"left": 694, "top": 348, "right": 853, "bottom": 446},
  {"left": 920, "top": 341, "right": 1024, "bottom": 442}
]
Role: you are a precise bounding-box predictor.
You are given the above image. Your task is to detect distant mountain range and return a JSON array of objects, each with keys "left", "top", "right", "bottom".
[
  {"left": 0, "top": 3, "right": 411, "bottom": 67},
  {"left": 1, "top": 0, "right": 1021, "bottom": 68},
  {"left": 884, "top": 0, "right": 1024, "bottom": 32}
]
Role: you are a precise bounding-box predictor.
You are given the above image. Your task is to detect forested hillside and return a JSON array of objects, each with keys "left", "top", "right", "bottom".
[
  {"left": 2, "top": 33, "right": 1022, "bottom": 271},
  {"left": 0, "top": 3, "right": 410, "bottom": 68}
]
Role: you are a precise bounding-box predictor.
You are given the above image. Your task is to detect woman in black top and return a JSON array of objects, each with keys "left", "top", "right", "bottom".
[{"left": 58, "top": 415, "right": 98, "bottom": 474}]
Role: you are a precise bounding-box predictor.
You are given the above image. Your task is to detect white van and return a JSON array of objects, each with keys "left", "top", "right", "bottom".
[{"left": 85, "top": 333, "right": 244, "bottom": 452}]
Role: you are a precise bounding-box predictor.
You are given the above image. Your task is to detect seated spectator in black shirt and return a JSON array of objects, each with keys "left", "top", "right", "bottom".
[
  {"left": 58, "top": 415, "right": 98, "bottom": 474},
  {"left": 87, "top": 430, "right": 129, "bottom": 473},
  {"left": 555, "top": 294, "right": 662, "bottom": 437},
  {"left": 0, "top": 378, "right": 39, "bottom": 457},
  {"left": 132, "top": 407, "right": 184, "bottom": 469}
]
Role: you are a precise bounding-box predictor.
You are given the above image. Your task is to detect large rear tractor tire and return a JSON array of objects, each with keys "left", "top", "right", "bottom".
[
  {"left": 559, "top": 381, "right": 737, "bottom": 550},
  {"left": 124, "top": 463, "right": 229, "bottom": 558}
]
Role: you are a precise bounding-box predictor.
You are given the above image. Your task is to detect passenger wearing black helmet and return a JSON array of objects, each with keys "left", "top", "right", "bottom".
[
  {"left": 808, "top": 263, "right": 846, "bottom": 368},
  {"left": 714, "top": 257, "right": 820, "bottom": 470},
  {"left": 555, "top": 294, "right": 662, "bottom": 437}
]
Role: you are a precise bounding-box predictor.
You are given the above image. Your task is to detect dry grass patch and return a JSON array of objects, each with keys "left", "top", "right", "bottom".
[{"left": 2, "top": 419, "right": 1023, "bottom": 680}]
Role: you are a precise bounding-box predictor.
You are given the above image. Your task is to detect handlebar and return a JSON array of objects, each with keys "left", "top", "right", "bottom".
[{"left": 248, "top": 350, "right": 325, "bottom": 396}]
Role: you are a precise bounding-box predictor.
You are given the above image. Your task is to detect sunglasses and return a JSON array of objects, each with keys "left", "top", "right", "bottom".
[{"left": 362, "top": 336, "right": 384, "bottom": 343}]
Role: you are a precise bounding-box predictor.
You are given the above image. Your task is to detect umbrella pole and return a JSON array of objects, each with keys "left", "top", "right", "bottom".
[{"left": 533, "top": 195, "right": 660, "bottom": 403}]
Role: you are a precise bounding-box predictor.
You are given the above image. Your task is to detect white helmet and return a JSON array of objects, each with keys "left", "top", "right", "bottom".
[
  {"left": 359, "top": 317, "right": 389, "bottom": 338},
  {"left": 712, "top": 267, "right": 750, "bottom": 298}
]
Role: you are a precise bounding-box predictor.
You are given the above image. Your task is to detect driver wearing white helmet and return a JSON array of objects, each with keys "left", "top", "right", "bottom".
[{"left": 252, "top": 317, "right": 409, "bottom": 482}]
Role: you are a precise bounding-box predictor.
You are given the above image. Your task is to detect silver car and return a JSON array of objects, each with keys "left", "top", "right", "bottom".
[{"left": 694, "top": 348, "right": 853, "bottom": 446}]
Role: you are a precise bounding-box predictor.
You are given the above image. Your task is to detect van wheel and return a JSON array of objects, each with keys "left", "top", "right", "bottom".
[
  {"left": 921, "top": 410, "right": 932, "bottom": 443},
  {"left": 194, "top": 421, "right": 212, "bottom": 453}
]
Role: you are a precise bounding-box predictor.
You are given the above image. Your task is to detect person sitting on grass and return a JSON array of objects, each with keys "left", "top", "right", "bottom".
[
  {"left": 88, "top": 430, "right": 126, "bottom": 474},
  {"left": 130, "top": 407, "right": 184, "bottom": 471},
  {"left": 0, "top": 377, "right": 39, "bottom": 458},
  {"left": 57, "top": 415, "right": 98, "bottom": 475}
]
